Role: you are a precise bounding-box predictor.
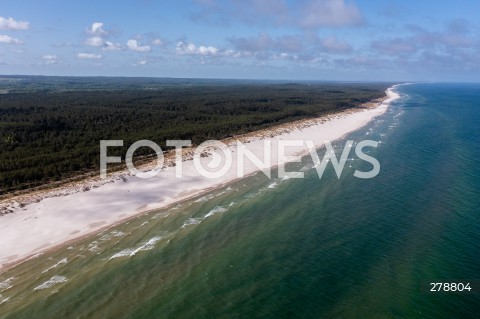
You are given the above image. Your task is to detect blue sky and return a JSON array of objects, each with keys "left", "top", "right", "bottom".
[{"left": 0, "top": 0, "right": 479, "bottom": 81}]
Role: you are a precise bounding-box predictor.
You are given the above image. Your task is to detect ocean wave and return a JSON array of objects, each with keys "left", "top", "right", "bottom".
[
  {"left": 42, "top": 258, "right": 68, "bottom": 274},
  {"left": 88, "top": 241, "right": 101, "bottom": 253},
  {"left": 130, "top": 236, "right": 163, "bottom": 255},
  {"left": 34, "top": 275, "right": 68, "bottom": 291},
  {"left": 99, "top": 230, "right": 126, "bottom": 241},
  {"left": 0, "top": 294, "right": 10, "bottom": 305},
  {"left": 0, "top": 277, "right": 15, "bottom": 292},
  {"left": 268, "top": 182, "right": 278, "bottom": 189},
  {"left": 181, "top": 218, "right": 202, "bottom": 228},
  {"left": 109, "top": 236, "right": 164, "bottom": 260},
  {"left": 205, "top": 206, "right": 227, "bottom": 218},
  {"left": 109, "top": 248, "right": 135, "bottom": 259}
]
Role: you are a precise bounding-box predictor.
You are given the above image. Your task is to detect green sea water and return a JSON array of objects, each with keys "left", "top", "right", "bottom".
[{"left": 1, "top": 83, "right": 479, "bottom": 318}]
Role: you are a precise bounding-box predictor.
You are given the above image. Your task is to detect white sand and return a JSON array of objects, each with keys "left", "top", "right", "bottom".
[{"left": 0, "top": 86, "right": 400, "bottom": 270}]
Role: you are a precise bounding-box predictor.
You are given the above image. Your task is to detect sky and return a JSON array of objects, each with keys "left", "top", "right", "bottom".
[{"left": 0, "top": 0, "right": 479, "bottom": 81}]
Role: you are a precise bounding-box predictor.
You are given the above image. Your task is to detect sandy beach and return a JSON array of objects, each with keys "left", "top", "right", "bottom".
[{"left": 0, "top": 86, "right": 400, "bottom": 271}]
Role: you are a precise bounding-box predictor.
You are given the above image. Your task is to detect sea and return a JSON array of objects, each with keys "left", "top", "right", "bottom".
[{"left": 0, "top": 83, "right": 479, "bottom": 318}]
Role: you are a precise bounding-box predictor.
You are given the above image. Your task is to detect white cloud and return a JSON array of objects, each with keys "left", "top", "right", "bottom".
[
  {"left": 77, "top": 53, "right": 102, "bottom": 59},
  {"left": 152, "top": 38, "right": 164, "bottom": 46},
  {"left": 42, "top": 54, "right": 60, "bottom": 65},
  {"left": 0, "top": 16, "right": 29, "bottom": 30},
  {"left": 198, "top": 45, "right": 219, "bottom": 55},
  {"left": 85, "top": 36, "right": 104, "bottom": 47},
  {"left": 175, "top": 41, "right": 219, "bottom": 56},
  {"left": 103, "top": 41, "right": 123, "bottom": 51},
  {"left": 271, "top": 52, "right": 297, "bottom": 61},
  {"left": 86, "top": 22, "right": 107, "bottom": 36},
  {"left": 0, "top": 34, "right": 22, "bottom": 44},
  {"left": 85, "top": 36, "right": 123, "bottom": 51},
  {"left": 83, "top": 23, "right": 123, "bottom": 51},
  {"left": 223, "top": 49, "right": 243, "bottom": 58},
  {"left": 127, "top": 39, "right": 151, "bottom": 52}
]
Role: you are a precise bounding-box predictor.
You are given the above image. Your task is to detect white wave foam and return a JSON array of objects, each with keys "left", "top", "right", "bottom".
[
  {"left": 268, "top": 182, "right": 278, "bottom": 189},
  {"left": 205, "top": 206, "right": 227, "bottom": 218},
  {"left": 42, "top": 258, "right": 68, "bottom": 274},
  {"left": 24, "top": 252, "right": 43, "bottom": 262},
  {"left": 0, "top": 277, "right": 15, "bottom": 292},
  {"left": 88, "top": 241, "right": 101, "bottom": 253},
  {"left": 0, "top": 294, "right": 10, "bottom": 305},
  {"left": 181, "top": 218, "right": 202, "bottom": 228},
  {"left": 130, "top": 236, "right": 163, "bottom": 255},
  {"left": 113, "top": 230, "right": 125, "bottom": 237},
  {"left": 109, "top": 236, "right": 164, "bottom": 259},
  {"left": 99, "top": 230, "right": 126, "bottom": 241},
  {"left": 110, "top": 248, "right": 135, "bottom": 259},
  {"left": 34, "top": 275, "right": 68, "bottom": 291}
]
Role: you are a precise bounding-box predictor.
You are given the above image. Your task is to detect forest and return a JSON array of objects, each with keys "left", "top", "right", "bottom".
[{"left": 0, "top": 76, "right": 389, "bottom": 195}]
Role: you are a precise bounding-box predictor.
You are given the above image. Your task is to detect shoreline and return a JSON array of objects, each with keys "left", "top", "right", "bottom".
[{"left": 0, "top": 85, "right": 400, "bottom": 272}]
